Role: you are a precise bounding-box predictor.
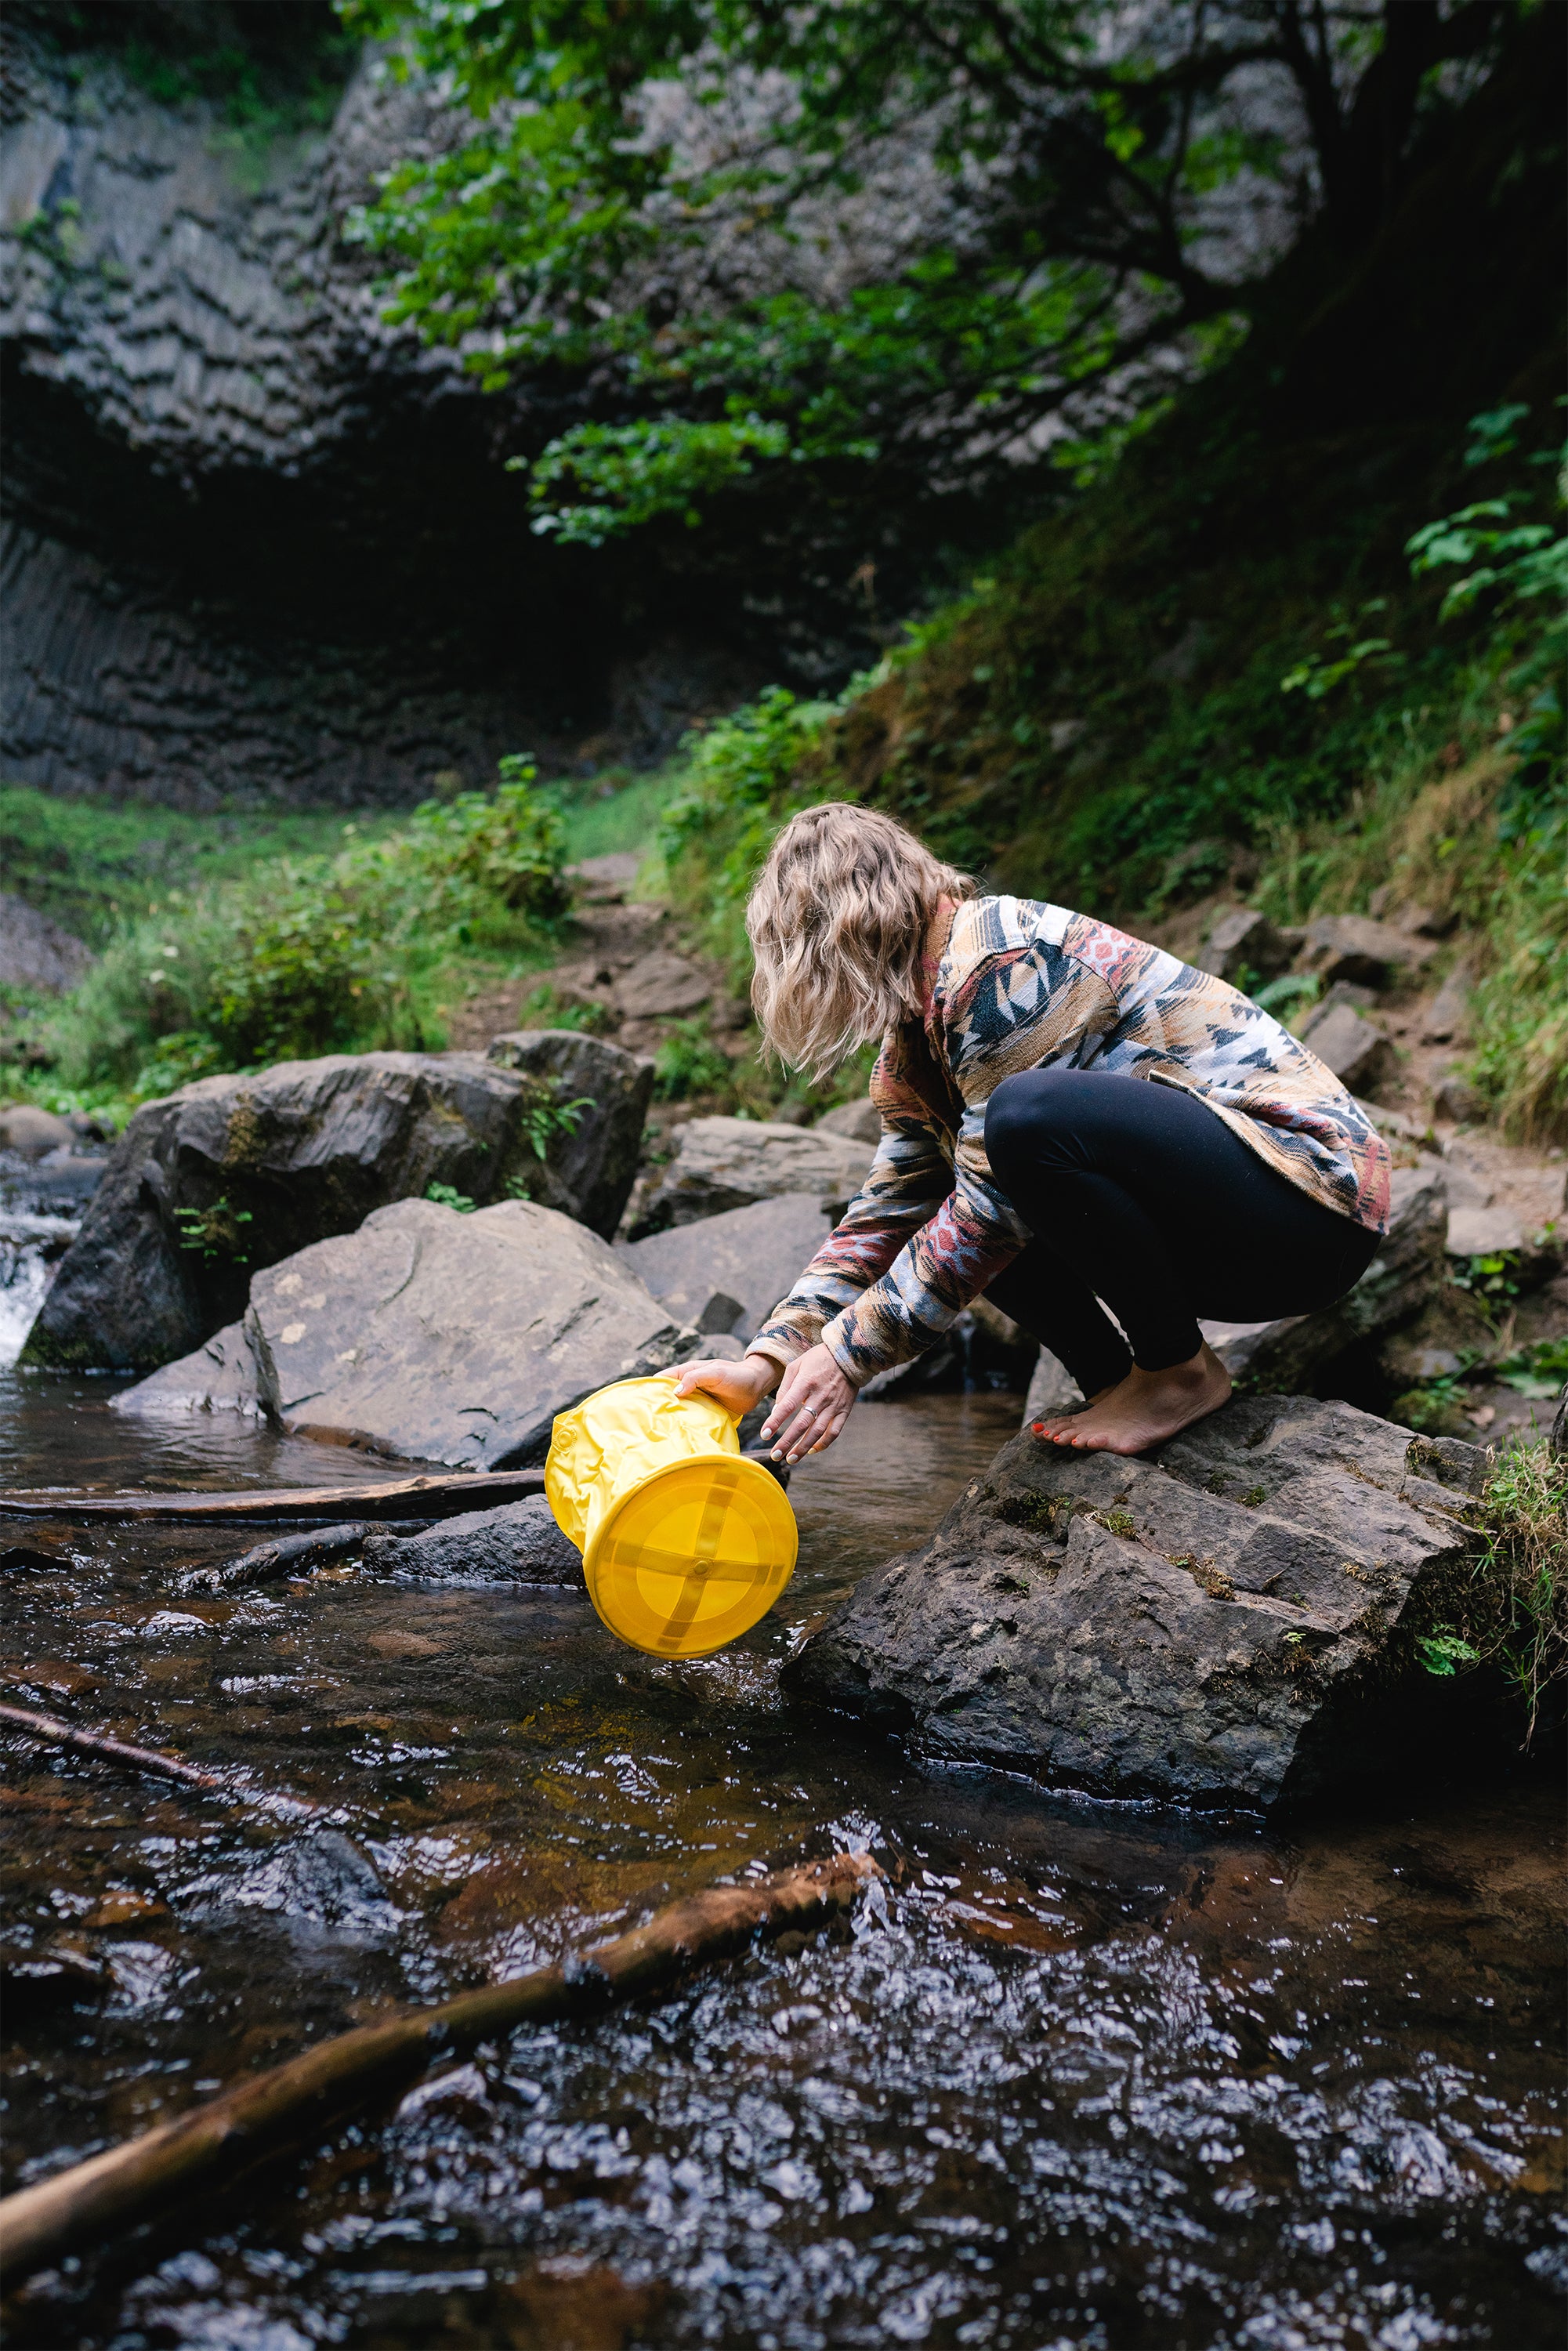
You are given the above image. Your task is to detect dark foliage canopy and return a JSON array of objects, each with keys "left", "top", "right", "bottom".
[{"left": 341, "top": 0, "right": 1534, "bottom": 556}]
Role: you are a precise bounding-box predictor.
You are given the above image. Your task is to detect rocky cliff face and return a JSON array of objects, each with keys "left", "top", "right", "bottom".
[{"left": 0, "top": 10, "right": 764, "bottom": 806}]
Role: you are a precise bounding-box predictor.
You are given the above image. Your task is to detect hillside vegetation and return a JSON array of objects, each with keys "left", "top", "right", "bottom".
[{"left": 653, "top": 45, "right": 1567, "bottom": 1141}]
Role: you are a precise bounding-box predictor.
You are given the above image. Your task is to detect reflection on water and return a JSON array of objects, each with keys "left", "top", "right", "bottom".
[
  {"left": 0, "top": 1367, "right": 427, "bottom": 1492},
  {"left": 0, "top": 1378, "right": 1562, "bottom": 2348}
]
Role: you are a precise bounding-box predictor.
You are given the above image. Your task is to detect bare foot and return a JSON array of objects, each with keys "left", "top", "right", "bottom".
[{"left": 1030, "top": 1344, "right": 1232, "bottom": 1456}]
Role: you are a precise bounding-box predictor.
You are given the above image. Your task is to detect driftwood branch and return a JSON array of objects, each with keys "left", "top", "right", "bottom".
[
  {"left": 172, "top": 1523, "right": 371, "bottom": 1598},
  {"left": 0, "top": 1852, "right": 881, "bottom": 2287},
  {"left": 0, "top": 1469, "right": 546, "bottom": 1527},
  {"left": 0, "top": 1704, "right": 324, "bottom": 1821}
]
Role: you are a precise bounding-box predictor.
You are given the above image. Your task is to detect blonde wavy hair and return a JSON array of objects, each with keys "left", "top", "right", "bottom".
[{"left": 747, "top": 802, "right": 973, "bottom": 1078}]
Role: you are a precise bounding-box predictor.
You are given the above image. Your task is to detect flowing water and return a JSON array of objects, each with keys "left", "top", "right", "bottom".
[{"left": 0, "top": 1371, "right": 1563, "bottom": 2350}]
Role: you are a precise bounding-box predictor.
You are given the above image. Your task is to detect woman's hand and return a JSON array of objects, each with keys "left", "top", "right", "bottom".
[
  {"left": 761, "top": 1342, "right": 856, "bottom": 1463},
  {"left": 666, "top": 1353, "right": 777, "bottom": 1422}
]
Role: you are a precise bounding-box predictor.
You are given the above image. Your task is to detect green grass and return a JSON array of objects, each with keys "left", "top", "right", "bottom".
[
  {"left": 1, "top": 771, "right": 570, "bottom": 1127},
  {"left": 1416, "top": 1437, "right": 1566, "bottom": 1745},
  {"left": 0, "top": 788, "right": 403, "bottom": 944},
  {"left": 557, "top": 767, "right": 679, "bottom": 875}
]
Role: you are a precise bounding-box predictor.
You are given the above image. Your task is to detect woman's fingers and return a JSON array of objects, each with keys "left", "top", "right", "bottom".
[
  {"left": 759, "top": 1342, "right": 855, "bottom": 1461},
  {"left": 665, "top": 1359, "right": 763, "bottom": 1418},
  {"left": 770, "top": 1386, "right": 846, "bottom": 1462},
  {"left": 804, "top": 1406, "right": 851, "bottom": 1455}
]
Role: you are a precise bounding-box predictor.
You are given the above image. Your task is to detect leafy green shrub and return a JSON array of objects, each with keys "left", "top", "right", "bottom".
[
  {"left": 1494, "top": 1336, "right": 1568, "bottom": 1400},
  {"left": 1416, "top": 1439, "right": 1566, "bottom": 1744},
  {"left": 653, "top": 1019, "right": 734, "bottom": 1103},
  {"left": 519, "top": 985, "right": 617, "bottom": 1037},
  {"left": 31, "top": 764, "right": 567, "bottom": 1099},
  {"left": 425, "top": 1182, "right": 477, "bottom": 1213},
  {"left": 391, "top": 762, "right": 567, "bottom": 920},
  {"left": 658, "top": 686, "right": 849, "bottom": 981},
  {"left": 172, "top": 1197, "right": 255, "bottom": 1263}
]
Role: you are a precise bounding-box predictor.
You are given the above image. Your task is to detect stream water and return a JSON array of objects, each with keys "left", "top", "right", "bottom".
[{"left": 1, "top": 1371, "right": 1563, "bottom": 2350}]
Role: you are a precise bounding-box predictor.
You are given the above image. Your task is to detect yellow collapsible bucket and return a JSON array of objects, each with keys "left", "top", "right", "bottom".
[{"left": 545, "top": 1378, "right": 797, "bottom": 1657}]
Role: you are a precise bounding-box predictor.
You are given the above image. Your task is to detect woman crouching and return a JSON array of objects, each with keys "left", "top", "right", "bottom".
[{"left": 670, "top": 804, "right": 1390, "bottom": 1463}]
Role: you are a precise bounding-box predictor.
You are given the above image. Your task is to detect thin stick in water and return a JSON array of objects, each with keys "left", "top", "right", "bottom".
[
  {"left": 0, "top": 1703, "right": 324, "bottom": 1819},
  {"left": 0, "top": 1852, "right": 881, "bottom": 2287}
]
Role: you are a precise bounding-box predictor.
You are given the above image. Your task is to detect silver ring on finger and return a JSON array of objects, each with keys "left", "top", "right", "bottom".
[{"left": 798, "top": 1404, "right": 816, "bottom": 1418}]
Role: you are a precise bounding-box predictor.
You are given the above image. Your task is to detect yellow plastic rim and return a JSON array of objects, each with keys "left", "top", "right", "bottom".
[{"left": 583, "top": 1453, "right": 797, "bottom": 1659}]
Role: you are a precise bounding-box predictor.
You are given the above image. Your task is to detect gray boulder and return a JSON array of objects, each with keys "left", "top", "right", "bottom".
[
  {"left": 1298, "top": 1000, "right": 1397, "bottom": 1094},
  {"left": 784, "top": 1394, "right": 1489, "bottom": 1810},
  {"left": 1303, "top": 915, "right": 1436, "bottom": 988},
  {"left": 614, "top": 950, "right": 712, "bottom": 1020},
  {"left": 483, "top": 1030, "right": 653, "bottom": 1239},
  {"left": 1420, "top": 962, "right": 1472, "bottom": 1045},
  {"left": 814, "top": 1097, "right": 883, "bottom": 1145},
  {"left": 618, "top": 1194, "right": 835, "bottom": 1342},
  {"left": 365, "top": 1496, "right": 584, "bottom": 1588},
  {"left": 1195, "top": 907, "right": 1293, "bottom": 984},
  {"left": 1023, "top": 1348, "right": 1085, "bottom": 1421},
  {"left": 0, "top": 896, "right": 93, "bottom": 994},
  {"left": 631, "top": 1115, "right": 875, "bottom": 1237},
  {"left": 1433, "top": 1072, "right": 1488, "bottom": 1128},
  {"left": 0, "top": 1105, "right": 78, "bottom": 1161},
  {"left": 115, "top": 1196, "right": 690, "bottom": 1470},
  {"left": 23, "top": 1050, "right": 634, "bottom": 1373}
]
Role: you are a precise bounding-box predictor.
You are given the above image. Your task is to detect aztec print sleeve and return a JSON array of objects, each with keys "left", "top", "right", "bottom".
[
  {"left": 748, "top": 1115, "right": 957, "bottom": 1370},
  {"left": 812, "top": 915, "right": 1121, "bottom": 1386}
]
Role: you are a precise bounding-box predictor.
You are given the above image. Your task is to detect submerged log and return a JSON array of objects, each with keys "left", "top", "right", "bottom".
[
  {"left": 0, "top": 1469, "right": 545, "bottom": 1527},
  {"left": 0, "top": 1704, "right": 324, "bottom": 1820},
  {"left": 172, "top": 1523, "right": 371, "bottom": 1598},
  {"left": 0, "top": 1853, "right": 881, "bottom": 2287}
]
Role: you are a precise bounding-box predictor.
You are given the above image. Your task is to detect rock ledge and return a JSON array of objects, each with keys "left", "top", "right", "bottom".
[{"left": 784, "top": 1396, "right": 1489, "bottom": 1812}]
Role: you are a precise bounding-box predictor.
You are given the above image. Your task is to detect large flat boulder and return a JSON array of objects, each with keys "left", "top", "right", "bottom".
[
  {"left": 618, "top": 1194, "right": 835, "bottom": 1340},
  {"left": 784, "top": 1395, "right": 1490, "bottom": 1811},
  {"left": 630, "top": 1116, "right": 875, "bottom": 1237},
  {"left": 22, "top": 1049, "right": 644, "bottom": 1374},
  {"left": 483, "top": 1030, "right": 653, "bottom": 1239},
  {"left": 115, "top": 1197, "right": 690, "bottom": 1470}
]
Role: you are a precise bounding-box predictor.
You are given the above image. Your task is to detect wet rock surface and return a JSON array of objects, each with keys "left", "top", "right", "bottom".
[
  {"left": 630, "top": 1114, "right": 876, "bottom": 1237},
  {"left": 364, "top": 1496, "right": 585, "bottom": 1588},
  {"left": 115, "top": 1196, "right": 689, "bottom": 1469},
  {"left": 23, "top": 1051, "right": 615, "bottom": 1372},
  {"left": 786, "top": 1393, "right": 1492, "bottom": 1810}
]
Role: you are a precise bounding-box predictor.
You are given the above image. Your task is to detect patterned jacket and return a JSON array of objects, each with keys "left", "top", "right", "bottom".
[{"left": 750, "top": 895, "right": 1391, "bottom": 1388}]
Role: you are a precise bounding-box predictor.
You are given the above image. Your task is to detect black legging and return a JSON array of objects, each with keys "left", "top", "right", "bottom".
[{"left": 982, "top": 1067, "right": 1378, "bottom": 1398}]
